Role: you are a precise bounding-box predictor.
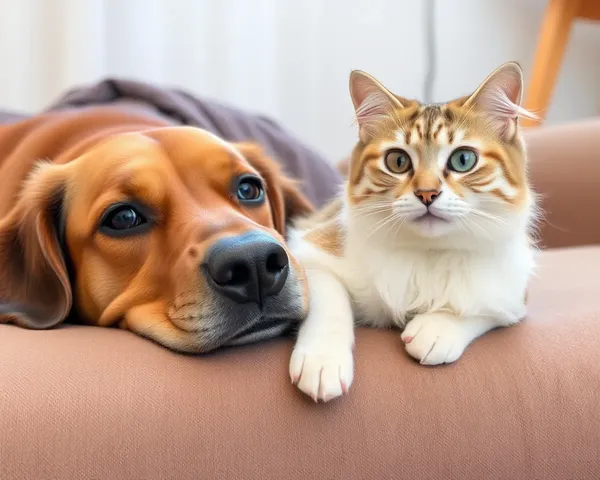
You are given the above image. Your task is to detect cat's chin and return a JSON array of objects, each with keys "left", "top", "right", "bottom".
[{"left": 406, "top": 213, "right": 456, "bottom": 238}]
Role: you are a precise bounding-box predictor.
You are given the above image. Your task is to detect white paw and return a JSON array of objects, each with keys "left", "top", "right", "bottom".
[
  {"left": 289, "top": 344, "right": 353, "bottom": 403},
  {"left": 401, "top": 312, "right": 468, "bottom": 365}
]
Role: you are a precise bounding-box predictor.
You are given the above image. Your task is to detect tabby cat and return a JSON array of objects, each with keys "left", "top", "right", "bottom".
[{"left": 288, "top": 62, "right": 537, "bottom": 402}]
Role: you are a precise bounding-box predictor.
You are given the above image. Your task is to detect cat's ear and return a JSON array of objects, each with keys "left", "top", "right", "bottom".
[
  {"left": 349, "top": 70, "right": 404, "bottom": 142},
  {"left": 464, "top": 62, "right": 537, "bottom": 140}
]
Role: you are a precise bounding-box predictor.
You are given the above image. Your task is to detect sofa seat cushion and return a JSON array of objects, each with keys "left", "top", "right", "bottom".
[{"left": 1, "top": 246, "right": 599, "bottom": 480}]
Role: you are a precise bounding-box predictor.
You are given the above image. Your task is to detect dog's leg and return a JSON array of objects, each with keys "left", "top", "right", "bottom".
[{"left": 289, "top": 268, "right": 354, "bottom": 402}]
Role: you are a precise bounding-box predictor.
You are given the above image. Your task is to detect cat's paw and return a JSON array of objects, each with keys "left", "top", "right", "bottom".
[
  {"left": 401, "top": 312, "right": 468, "bottom": 365},
  {"left": 289, "top": 343, "right": 353, "bottom": 403}
]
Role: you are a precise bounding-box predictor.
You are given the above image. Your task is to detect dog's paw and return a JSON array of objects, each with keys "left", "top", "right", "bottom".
[
  {"left": 289, "top": 344, "right": 353, "bottom": 403},
  {"left": 401, "top": 312, "right": 468, "bottom": 365}
]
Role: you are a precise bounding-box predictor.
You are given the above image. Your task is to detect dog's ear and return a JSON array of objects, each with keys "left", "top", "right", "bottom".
[
  {"left": 0, "top": 162, "right": 72, "bottom": 329},
  {"left": 235, "top": 143, "right": 313, "bottom": 235}
]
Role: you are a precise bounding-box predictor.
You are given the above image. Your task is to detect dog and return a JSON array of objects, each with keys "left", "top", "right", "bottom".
[{"left": 0, "top": 107, "right": 313, "bottom": 353}]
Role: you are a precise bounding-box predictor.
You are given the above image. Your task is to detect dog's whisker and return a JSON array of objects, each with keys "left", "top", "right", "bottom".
[
  {"left": 137, "top": 318, "right": 174, "bottom": 336},
  {"left": 167, "top": 289, "right": 199, "bottom": 307}
]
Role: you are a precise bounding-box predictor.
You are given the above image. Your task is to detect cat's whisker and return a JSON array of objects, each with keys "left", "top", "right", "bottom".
[
  {"left": 383, "top": 214, "right": 407, "bottom": 242},
  {"left": 368, "top": 212, "right": 405, "bottom": 239},
  {"left": 465, "top": 216, "right": 491, "bottom": 239},
  {"left": 457, "top": 217, "right": 477, "bottom": 238},
  {"left": 353, "top": 201, "right": 393, "bottom": 210},
  {"left": 353, "top": 209, "right": 390, "bottom": 220},
  {"left": 352, "top": 204, "right": 392, "bottom": 219},
  {"left": 368, "top": 212, "right": 396, "bottom": 233},
  {"left": 469, "top": 209, "right": 507, "bottom": 226},
  {"left": 352, "top": 204, "right": 389, "bottom": 213},
  {"left": 392, "top": 214, "right": 409, "bottom": 236}
]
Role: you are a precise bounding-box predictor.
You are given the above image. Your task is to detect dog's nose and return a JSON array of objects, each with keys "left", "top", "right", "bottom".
[
  {"left": 204, "top": 232, "right": 289, "bottom": 305},
  {"left": 415, "top": 189, "right": 441, "bottom": 206}
]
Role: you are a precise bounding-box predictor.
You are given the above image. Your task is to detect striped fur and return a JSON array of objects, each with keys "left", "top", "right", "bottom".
[
  {"left": 349, "top": 100, "right": 530, "bottom": 213},
  {"left": 289, "top": 62, "right": 538, "bottom": 403}
]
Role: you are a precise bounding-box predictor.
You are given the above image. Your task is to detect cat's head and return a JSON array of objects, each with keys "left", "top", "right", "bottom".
[{"left": 346, "top": 62, "right": 537, "bottom": 245}]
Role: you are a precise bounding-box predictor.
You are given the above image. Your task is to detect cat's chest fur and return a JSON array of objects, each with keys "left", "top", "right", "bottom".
[{"left": 341, "top": 235, "right": 534, "bottom": 328}]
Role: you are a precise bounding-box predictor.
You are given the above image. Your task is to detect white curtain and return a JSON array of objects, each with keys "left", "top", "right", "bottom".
[{"left": 0, "top": 0, "right": 598, "bottom": 161}]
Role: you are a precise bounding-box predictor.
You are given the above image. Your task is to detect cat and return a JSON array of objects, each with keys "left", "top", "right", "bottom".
[{"left": 287, "top": 62, "right": 538, "bottom": 403}]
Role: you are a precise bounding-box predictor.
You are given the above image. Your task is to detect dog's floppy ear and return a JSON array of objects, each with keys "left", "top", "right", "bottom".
[
  {"left": 0, "top": 162, "right": 72, "bottom": 329},
  {"left": 235, "top": 143, "right": 313, "bottom": 235}
]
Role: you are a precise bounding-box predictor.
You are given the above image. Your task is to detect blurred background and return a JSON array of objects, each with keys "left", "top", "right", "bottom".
[{"left": 0, "top": 0, "right": 598, "bottom": 161}]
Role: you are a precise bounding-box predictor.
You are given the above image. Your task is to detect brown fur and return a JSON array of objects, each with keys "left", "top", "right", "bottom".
[{"left": 0, "top": 107, "right": 313, "bottom": 352}]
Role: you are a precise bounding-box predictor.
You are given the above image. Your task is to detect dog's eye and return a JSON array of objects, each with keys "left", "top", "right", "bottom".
[
  {"left": 99, "top": 203, "right": 151, "bottom": 237},
  {"left": 105, "top": 207, "right": 144, "bottom": 230},
  {"left": 236, "top": 176, "right": 264, "bottom": 203}
]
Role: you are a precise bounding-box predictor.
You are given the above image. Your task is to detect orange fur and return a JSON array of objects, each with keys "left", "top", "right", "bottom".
[
  {"left": 348, "top": 97, "right": 530, "bottom": 209},
  {"left": 0, "top": 107, "right": 313, "bottom": 352}
]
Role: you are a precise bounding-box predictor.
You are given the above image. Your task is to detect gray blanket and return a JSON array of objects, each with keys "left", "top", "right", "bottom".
[{"left": 42, "top": 79, "right": 342, "bottom": 207}]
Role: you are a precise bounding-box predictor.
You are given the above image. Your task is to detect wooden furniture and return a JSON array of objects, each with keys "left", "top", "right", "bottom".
[{"left": 523, "top": 0, "right": 600, "bottom": 127}]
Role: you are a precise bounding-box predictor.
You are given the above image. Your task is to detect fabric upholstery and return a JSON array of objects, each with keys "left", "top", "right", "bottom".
[
  {"left": 1, "top": 245, "right": 599, "bottom": 479},
  {"left": 0, "top": 102, "right": 599, "bottom": 478},
  {"left": 526, "top": 119, "right": 600, "bottom": 249}
]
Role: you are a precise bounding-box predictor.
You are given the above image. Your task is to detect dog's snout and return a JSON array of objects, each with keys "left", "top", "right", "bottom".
[{"left": 205, "top": 232, "right": 289, "bottom": 305}]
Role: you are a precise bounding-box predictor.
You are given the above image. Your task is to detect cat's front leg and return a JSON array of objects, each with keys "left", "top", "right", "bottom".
[
  {"left": 289, "top": 268, "right": 354, "bottom": 402},
  {"left": 400, "top": 311, "right": 512, "bottom": 365}
]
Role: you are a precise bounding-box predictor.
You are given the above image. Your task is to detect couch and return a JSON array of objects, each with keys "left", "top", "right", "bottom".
[{"left": 1, "top": 99, "right": 599, "bottom": 479}]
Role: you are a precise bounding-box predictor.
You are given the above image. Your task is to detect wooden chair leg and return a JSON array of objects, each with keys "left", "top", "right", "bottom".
[{"left": 522, "top": 0, "right": 581, "bottom": 127}]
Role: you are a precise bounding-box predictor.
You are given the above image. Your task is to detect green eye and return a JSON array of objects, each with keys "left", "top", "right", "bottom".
[
  {"left": 384, "top": 149, "right": 412, "bottom": 174},
  {"left": 448, "top": 148, "right": 477, "bottom": 173}
]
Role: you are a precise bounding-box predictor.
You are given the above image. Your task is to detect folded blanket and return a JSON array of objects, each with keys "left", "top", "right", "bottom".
[{"left": 45, "top": 79, "right": 342, "bottom": 207}]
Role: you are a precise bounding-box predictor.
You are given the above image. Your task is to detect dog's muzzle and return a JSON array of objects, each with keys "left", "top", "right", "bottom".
[{"left": 202, "top": 231, "right": 297, "bottom": 346}]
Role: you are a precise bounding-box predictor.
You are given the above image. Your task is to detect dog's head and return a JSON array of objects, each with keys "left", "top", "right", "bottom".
[{"left": 0, "top": 127, "right": 313, "bottom": 352}]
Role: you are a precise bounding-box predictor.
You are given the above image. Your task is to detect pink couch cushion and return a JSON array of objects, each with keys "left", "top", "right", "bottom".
[{"left": 1, "top": 246, "right": 600, "bottom": 480}]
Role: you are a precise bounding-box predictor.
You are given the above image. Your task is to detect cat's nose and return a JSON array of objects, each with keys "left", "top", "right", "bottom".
[{"left": 415, "top": 189, "right": 441, "bottom": 206}]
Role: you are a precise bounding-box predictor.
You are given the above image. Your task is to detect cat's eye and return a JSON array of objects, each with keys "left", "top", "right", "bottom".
[
  {"left": 448, "top": 148, "right": 478, "bottom": 173},
  {"left": 384, "top": 149, "right": 412, "bottom": 174}
]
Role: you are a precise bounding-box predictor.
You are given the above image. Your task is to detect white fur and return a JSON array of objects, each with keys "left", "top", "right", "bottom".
[
  {"left": 288, "top": 264, "right": 354, "bottom": 402},
  {"left": 289, "top": 63, "right": 536, "bottom": 402},
  {"left": 289, "top": 178, "right": 535, "bottom": 402}
]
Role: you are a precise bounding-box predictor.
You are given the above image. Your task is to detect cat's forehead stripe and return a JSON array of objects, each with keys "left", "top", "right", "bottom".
[
  {"left": 443, "top": 108, "right": 455, "bottom": 122},
  {"left": 399, "top": 105, "right": 458, "bottom": 147},
  {"left": 350, "top": 98, "right": 527, "bottom": 208}
]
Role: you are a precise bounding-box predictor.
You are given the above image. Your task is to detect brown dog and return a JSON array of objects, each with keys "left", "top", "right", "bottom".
[{"left": 0, "top": 107, "right": 313, "bottom": 352}]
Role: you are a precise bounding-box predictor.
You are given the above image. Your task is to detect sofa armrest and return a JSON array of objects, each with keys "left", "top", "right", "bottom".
[{"left": 525, "top": 119, "right": 600, "bottom": 249}]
